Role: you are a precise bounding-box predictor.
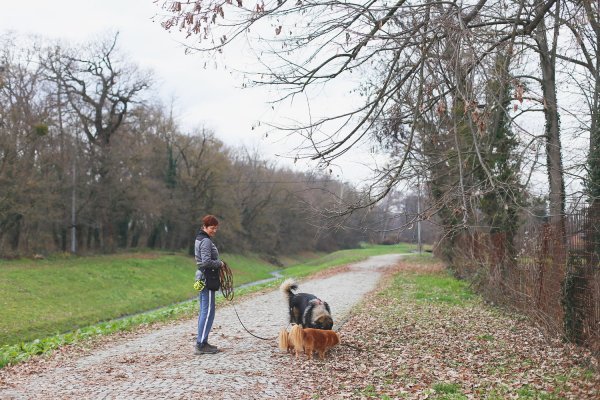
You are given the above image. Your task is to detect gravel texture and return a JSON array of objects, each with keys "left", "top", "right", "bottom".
[{"left": 0, "top": 254, "right": 405, "bottom": 399}]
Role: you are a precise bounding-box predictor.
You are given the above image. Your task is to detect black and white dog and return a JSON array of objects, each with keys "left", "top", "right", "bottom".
[{"left": 280, "top": 278, "right": 333, "bottom": 330}]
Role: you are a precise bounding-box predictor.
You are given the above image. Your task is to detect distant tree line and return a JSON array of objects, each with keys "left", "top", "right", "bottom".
[{"left": 0, "top": 33, "right": 433, "bottom": 258}]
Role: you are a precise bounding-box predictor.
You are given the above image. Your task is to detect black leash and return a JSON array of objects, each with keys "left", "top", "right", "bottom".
[
  {"left": 331, "top": 315, "right": 363, "bottom": 352},
  {"left": 231, "top": 302, "right": 276, "bottom": 341},
  {"left": 341, "top": 342, "right": 363, "bottom": 351},
  {"left": 220, "top": 261, "right": 276, "bottom": 341}
]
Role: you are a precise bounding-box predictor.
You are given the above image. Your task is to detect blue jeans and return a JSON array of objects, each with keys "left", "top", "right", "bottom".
[{"left": 197, "top": 287, "right": 216, "bottom": 345}]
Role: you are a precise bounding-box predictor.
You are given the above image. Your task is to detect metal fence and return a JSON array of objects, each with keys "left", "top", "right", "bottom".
[{"left": 452, "top": 208, "right": 600, "bottom": 355}]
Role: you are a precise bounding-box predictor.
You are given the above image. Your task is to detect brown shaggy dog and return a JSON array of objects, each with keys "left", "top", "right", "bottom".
[{"left": 287, "top": 325, "right": 340, "bottom": 360}]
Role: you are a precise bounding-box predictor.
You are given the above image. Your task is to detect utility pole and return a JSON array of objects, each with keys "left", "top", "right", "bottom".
[
  {"left": 338, "top": 181, "right": 344, "bottom": 210},
  {"left": 54, "top": 66, "right": 77, "bottom": 254},
  {"left": 71, "top": 151, "right": 77, "bottom": 254},
  {"left": 417, "top": 178, "right": 422, "bottom": 254},
  {"left": 381, "top": 191, "right": 392, "bottom": 243}
]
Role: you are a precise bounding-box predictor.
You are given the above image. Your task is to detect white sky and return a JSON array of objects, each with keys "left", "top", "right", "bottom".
[
  {"left": 2, "top": 1, "right": 588, "bottom": 197},
  {"left": 0, "top": 0, "right": 381, "bottom": 184}
]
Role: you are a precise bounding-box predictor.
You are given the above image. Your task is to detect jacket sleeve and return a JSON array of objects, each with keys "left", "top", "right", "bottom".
[{"left": 197, "top": 238, "right": 221, "bottom": 270}]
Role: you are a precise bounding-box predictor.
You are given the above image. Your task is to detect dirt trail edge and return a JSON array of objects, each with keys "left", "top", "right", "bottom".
[{"left": 0, "top": 254, "right": 406, "bottom": 400}]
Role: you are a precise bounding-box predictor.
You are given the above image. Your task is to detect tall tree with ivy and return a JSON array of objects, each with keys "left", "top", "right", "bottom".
[{"left": 476, "top": 52, "right": 523, "bottom": 275}]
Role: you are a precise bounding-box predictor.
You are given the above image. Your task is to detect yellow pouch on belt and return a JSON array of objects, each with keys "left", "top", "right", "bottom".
[{"left": 193, "top": 279, "right": 205, "bottom": 291}]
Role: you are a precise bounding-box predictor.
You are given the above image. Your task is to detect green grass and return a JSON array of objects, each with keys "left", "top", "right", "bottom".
[
  {"left": 431, "top": 383, "right": 467, "bottom": 399},
  {"left": 282, "top": 243, "right": 415, "bottom": 278},
  {"left": 220, "top": 252, "right": 282, "bottom": 283},
  {"left": 477, "top": 334, "right": 495, "bottom": 341},
  {"left": 0, "top": 251, "right": 281, "bottom": 346},
  {"left": 515, "top": 385, "right": 561, "bottom": 400},
  {"left": 433, "top": 383, "right": 461, "bottom": 393},
  {"left": 0, "top": 299, "right": 198, "bottom": 368},
  {"left": 0, "top": 243, "right": 413, "bottom": 368},
  {"left": 390, "top": 271, "right": 475, "bottom": 306}
]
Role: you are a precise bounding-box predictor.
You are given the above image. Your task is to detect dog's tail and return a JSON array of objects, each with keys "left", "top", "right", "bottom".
[
  {"left": 279, "top": 278, "right": 298, "bottom": 302},
  {"left": 278, "top": 327, "right": 289, "bottom": 352}
]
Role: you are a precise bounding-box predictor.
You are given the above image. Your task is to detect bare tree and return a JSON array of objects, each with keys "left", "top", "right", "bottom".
[
  {"left": 46, "top": 32, "right": 151, "bottom": 148},
  {"left": 532, "top": 0, "right": 566, "bottom": 228},
  {"left": 44, "top": 32, "right": 152, "bottom": 251},
  {"left": 156, "top": 1, "right": 552, "bottom": 200}
]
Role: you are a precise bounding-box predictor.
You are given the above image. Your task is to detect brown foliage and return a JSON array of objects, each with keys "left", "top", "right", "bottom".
[{"left": 274, "top": 264, "right": 599, "bottom": 399}]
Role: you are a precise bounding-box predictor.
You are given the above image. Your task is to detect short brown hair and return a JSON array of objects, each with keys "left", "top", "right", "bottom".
[{"left": 202, "top": 215, "right": 219, "bottom": 227}]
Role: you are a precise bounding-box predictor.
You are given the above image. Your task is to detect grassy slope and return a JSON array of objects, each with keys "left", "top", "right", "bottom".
[{"left": 0, "top": 251, "right": 281, "bottom": 346}]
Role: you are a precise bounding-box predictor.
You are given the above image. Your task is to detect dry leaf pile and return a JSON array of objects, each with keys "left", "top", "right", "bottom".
[{"left": 274, "top": 266, "right": 599, "bottom": 399}]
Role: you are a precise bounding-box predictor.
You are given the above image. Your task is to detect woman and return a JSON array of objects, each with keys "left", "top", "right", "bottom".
[{"left": 194, "top": 214, "right": 224, "bottom": 355}]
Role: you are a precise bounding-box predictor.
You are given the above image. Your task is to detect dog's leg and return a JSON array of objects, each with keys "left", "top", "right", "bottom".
[
  {"left": 305, "top": 345, "right": 313, "bottom": 360},
  {"left": 287, "top": 333, "right": 294, "bottom": 354}
]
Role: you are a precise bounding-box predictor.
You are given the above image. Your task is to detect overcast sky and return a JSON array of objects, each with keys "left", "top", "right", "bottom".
[{"left": 1, "top": 0, "right": 385, "bottom": 184}]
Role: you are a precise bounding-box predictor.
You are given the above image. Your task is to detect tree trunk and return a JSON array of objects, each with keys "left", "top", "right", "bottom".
[{"left": 535, "top": 4, "right": 566, "bottom": 237}]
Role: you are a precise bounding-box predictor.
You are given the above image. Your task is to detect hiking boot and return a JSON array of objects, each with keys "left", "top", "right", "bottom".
[
  {"left": 203, "top": 342, "right": 219, "bottom": 353},
  {"left": 194, "top": 342, "right": 218, "bottom": 354}
]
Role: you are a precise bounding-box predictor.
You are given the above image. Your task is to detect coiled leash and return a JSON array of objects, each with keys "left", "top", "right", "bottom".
[
  {"left": 219, "top": 261, "right": 235, "bottom": 301},
  {"left": 196, "top": 261, "right": 275, "bottom": 341}
]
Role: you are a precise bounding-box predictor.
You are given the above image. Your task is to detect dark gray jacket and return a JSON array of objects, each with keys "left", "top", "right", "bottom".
[{"left": 195, "top": 230, "right": 221, "bottom": 273}]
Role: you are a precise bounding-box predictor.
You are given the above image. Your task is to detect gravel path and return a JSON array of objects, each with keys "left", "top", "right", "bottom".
[{"left": 0, "top": 254, "right": 405, "bottom": 399}]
